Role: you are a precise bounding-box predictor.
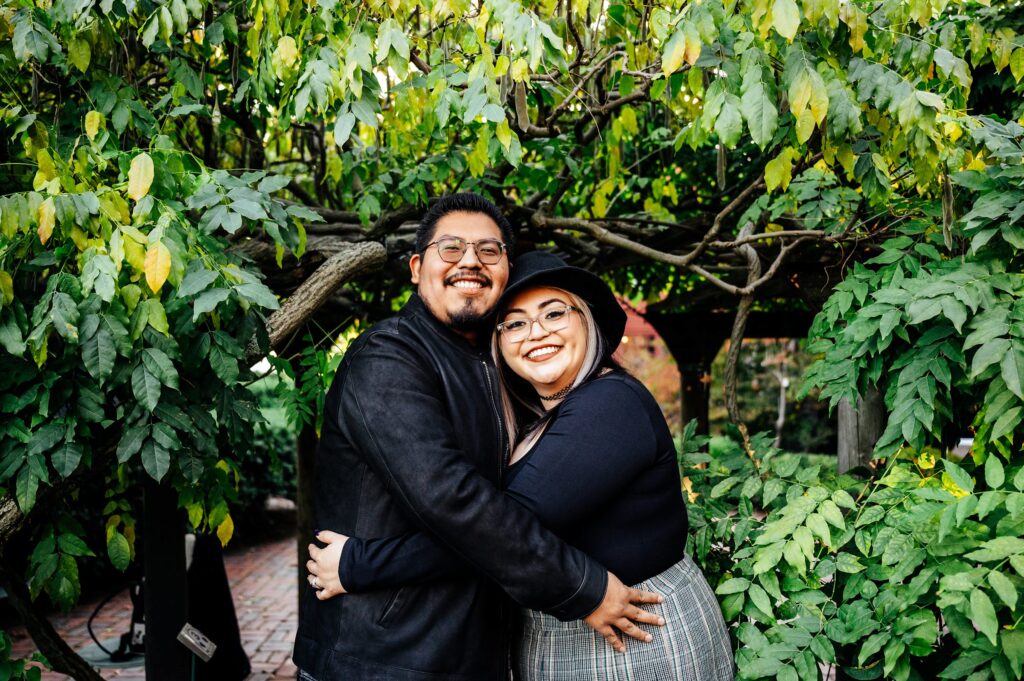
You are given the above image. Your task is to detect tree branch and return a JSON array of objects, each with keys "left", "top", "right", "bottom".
[{"left": 245, "top": 241, "right": 387, "bottom": 364}]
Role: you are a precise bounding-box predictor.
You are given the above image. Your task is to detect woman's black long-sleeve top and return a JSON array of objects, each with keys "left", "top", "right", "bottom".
[{"left": 339, "top": 372, "right": 689, "bottom": 590}]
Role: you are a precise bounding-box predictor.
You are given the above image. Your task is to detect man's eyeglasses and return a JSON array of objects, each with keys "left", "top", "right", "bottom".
[
  {"left": 425, "top": 237, "right": 507, "bottom": 265},
  {"left": 496, "top": 305, "right": 579, "bottom": 344}
]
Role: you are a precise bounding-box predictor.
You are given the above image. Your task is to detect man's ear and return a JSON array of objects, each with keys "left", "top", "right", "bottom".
[{"left": 409, "top": 253, "right": 421, "bottom": 285}]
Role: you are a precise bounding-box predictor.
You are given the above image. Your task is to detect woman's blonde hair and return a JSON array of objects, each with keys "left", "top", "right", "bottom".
[{"left": 490, "top": 287, "right": 609, "bottom": 452}]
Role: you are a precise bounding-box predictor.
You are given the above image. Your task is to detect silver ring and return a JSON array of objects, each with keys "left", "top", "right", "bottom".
[{"left": 310, "top": 575, "right": 320, "bottom": 590}]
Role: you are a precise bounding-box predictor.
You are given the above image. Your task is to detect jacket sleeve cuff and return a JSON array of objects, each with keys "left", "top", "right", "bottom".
[
  {"left": 545, "top": 560, "right": 608, "bottom": 622},
  {"left": 337, "top": 536, "right": 364, "bottom": 593}
]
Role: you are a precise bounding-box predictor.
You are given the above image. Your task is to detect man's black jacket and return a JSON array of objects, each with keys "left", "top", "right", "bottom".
[{"left": 293, "top": 295, "right": 606, "bottom": 680}]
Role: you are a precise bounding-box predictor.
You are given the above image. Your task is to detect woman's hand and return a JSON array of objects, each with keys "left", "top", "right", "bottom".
[
  {"left": 306, "top": 530, "right": 349, "bottom": 600},
  {"left": 583, "top": 572, "right": 665, "bottom": 653}
]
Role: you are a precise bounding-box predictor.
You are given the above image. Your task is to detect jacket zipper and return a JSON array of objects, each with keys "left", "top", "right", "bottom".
[{"left": 481, "top": 360, "right": 506, "bottom": 479}]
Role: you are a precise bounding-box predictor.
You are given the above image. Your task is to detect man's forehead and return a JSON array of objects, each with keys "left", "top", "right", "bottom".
[{"left": 434, "top": 211, "right": 503, "bottom": 239}]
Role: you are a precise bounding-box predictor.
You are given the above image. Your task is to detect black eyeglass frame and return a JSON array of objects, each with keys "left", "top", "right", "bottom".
[{"left": 423, "top": 237, "right": 508, "bottom": 265}]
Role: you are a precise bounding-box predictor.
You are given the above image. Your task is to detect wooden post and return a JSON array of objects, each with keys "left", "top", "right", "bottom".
[{"left": 837, "top": 388, "right": 885, "bottom": 473}]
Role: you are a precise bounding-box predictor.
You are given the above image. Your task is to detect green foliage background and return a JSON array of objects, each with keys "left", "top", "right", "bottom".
[{"left": 2, "top": 0, "right": 1024, "bottom": 677}]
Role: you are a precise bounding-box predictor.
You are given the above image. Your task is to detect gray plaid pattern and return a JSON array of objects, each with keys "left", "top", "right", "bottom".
[{"left": 517, "top": 555, "right": 734, "bottom": 681}]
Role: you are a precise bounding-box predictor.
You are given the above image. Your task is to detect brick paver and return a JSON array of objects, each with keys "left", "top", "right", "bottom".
[{"left": 8, "top": 536, "right": 299, "bottom": 681}]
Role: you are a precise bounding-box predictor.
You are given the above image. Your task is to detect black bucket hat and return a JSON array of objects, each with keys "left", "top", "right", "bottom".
[{"left": 496, "top": 251, "right": 627, "bottom": 351}]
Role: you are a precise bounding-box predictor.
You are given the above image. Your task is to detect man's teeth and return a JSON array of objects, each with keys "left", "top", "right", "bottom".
[
  {"left": 452, "top": 281, "right": 483, "bottom": 289},
  {"left": 527, "top": 347, "right": 559, "bottom": 359}
]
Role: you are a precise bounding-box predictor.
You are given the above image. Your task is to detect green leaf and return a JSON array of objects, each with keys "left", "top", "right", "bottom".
[
  {"left": 988, "top": 571, "right": 1017, "bottom": 610},
  {"left": 944, "top": 460, "right": 975, "bottom": 494},
  {"left": 142, "top": 348, "right": 179, "bottom": 390},
  {"left": 1002, "top": 346, "right": 1024, "bottom": 399},
  {"left": 806, "top": 513, "right": 831, "bottom": 547},
  {"left": 57, "top": 533, "right": 94, "bottom": 557},
  {"left": 819, "top": 499, "right": 845, "bottom": 529},
  {"left": 716, "top": 577, "right": 750, "bottom": 594},
  {"left": 966, "top": 536, "right": 1024, "bottom": 562},
  {"left": 973, "top": 338, "right": 1011, "bottom": 378},
  {"left": 178, "top": 268, "right": 219, "bottom": 297},
  {"left": 15, "top": 465, "right": 39, "bottom": 513},
  {"left": 747, "top": 583, "right": 773, "bottom": 616},
  {"left": 117, "top": 425, "right": 148, "bottom": 463},
  {"left": 986, "top": 455, "right": 1006, "bottom": 489},
  {"left": 51, "top": 444, "right": 83, "bottom": 478},
  {"left": 970, "top": 588, "right": 999, "bottom": 646},
  {"left": 740, "top": 60, "right": 776, "bottom": 147},
  {"left": 81, "top": 319, "right": 116, "bottom": 384},
  {"left": 107, "top": 531, "right": 131, "bottom": 571},
  {"left": 1003, "top": 629, "right": 1024, "bottom": 675},
  {"left": 836, "top": 552, "right": 865, "bottom": 573},
  {"left": 193, "top": 287, "right": 231, "bottom": 321},
  {"left": 714, "top": 94, "right": 743, "bottom": 148},
  {"left": 234, "top": 282, "right": 280, "bottom": 310},
  {"left": 140, "top": 438, "right": 170, "bottom": 481},
  {"left": 131, "top": 364, "right": 162, "bottom": 412},
  {"left": 208, "top": 344, "right": 239, "bottom": 385}
]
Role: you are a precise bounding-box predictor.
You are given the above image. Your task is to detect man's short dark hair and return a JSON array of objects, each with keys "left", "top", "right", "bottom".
[{"left": 416, "top": 193, "right": 516, "bottom": 258}]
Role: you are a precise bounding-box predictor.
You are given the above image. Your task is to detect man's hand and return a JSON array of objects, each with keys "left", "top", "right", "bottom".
[
  {"left": 583, "top": 572, "right": 665, "bottom": 653},
  {"left": 306, "top": 531, "right": 349, "bottom": 600}
]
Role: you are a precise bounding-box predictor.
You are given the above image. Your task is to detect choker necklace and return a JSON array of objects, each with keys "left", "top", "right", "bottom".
[{"left": 539, "top": 384, "right": 573, "bottom": 401}]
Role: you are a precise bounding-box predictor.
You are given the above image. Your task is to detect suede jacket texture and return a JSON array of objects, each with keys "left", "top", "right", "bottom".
[{"left": 292, "top": 294, "right": 606, "bottom": 681}]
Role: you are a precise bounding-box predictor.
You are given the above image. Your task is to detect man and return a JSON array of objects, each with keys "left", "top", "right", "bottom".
[{"left": 294, "top": 194, "right": 659, "bottom": 681}]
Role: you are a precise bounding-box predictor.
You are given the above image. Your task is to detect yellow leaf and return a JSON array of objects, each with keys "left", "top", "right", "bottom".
[
  {"left": 216, "top": 514, "right": 234, "bottom": 546},
  {"left": 941, "top": 472, "right": 969, "bottom": 498},
  {"left": 809, "top": 76, "right": 829, "bottom": 125},
  {"left": 0, "top": 271, "right": 13, "bottom": 306},
  {"left": 662, "top": 27, "right": 687, "bottom": 78},
  {"left": 38, "top": 197, "right": 55, "bottom": 245},
  {"left": 127, "top": 152, "right": 154, "bottom": 202},
  {"left": 144, "top": 242, "right": 171, "bottom": 293},
  {"left": 796, "top": 108, "right": 815, "bottom": 143},
  {"left": 494, "top": 55, "right": 509, "bottom": 77},
  {"left": 496, "top": 119, "right": 513, "bottom": 151},
  {"left": 272, "top": 36, "right": 299, "bottom": 79},
  {"left": 771, "top": 0, "right": 800, "bottom": 41},
  {"left": 69, "top": 36, "right": 91, "bottom": 72},
  {"left": 85, "top": 111, "right": 104, "bottom": 141},
  {"left": 764, "top": 148, "right": 794, "bottom": 193},
  {"left": 511, "top": 58, "right": 529, "bottom": 83},
  {"left": 944, "top": 121, "right": 963, "bottom": 142},
  {"left": 966, "top": 153, "right": 987, "bottom": 172},
  {"left": 1011, "top": 48, "right": 1024, "bottom": 83},
  {"left": 683, "top": 21, "right": 701, "bottom": 66},
  {"left": 841, "top": 4, "right": 868, "bottom": 53},
  {"left": 837, "top": 144, "right": 855, "bottom": 175},
  {"left": 789, "top": 69, "right": 813, "bottom": 118}
]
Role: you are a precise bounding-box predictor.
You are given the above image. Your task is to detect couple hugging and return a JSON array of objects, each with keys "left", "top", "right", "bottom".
[{"left": 292, "top": 193, "right": 733, "bottom": 681}]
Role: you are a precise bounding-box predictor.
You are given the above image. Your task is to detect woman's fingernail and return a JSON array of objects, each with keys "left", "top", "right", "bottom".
[
  {"left": 658, "top": 617, "right": 665, "bottom": 625},
  {"left": 645, "top": 635, "right": 652, "bottom": 642}
]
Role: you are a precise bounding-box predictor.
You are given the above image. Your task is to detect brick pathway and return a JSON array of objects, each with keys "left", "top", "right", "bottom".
[{"left": 8, "top": 536, "right": 299, "bottom": 680}]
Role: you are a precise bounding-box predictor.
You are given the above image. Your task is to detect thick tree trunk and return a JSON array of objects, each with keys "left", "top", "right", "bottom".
[
  {"left": 0, "top": 556, "right": 104, "bottom": 681},
  {"left": 837, "top": 388, "right": 885, "bottom": 473}
]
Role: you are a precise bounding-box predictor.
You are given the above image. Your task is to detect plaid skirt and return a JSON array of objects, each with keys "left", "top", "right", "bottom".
[{"left": 516, "top": 555, "right": 734, "bottom": 681}]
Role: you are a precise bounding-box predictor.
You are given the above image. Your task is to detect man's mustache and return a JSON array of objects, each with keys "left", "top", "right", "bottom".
[{"left": 444, "top": 271, "right": 492, "bottom": 287}]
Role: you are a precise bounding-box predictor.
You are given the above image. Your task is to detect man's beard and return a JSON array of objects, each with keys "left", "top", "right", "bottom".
[{"left": 447, "top": 299, "right": 488, "bottom": 332}]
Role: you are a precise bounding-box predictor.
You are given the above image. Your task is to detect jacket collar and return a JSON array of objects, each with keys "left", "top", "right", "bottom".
[{"left": 402, "top": 293, "right": 492, "bottom": 357}]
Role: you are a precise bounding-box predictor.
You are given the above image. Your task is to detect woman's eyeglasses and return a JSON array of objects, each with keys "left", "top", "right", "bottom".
[
  {"left": 425, "top": 237, "right": 506, "bottom": 265},
  {"left": 497, "top": 305, "right": 579, "bottom": 343}
]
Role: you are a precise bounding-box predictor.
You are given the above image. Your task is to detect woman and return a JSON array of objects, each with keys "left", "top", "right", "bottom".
[{"left": 308, "top": 252, "right": 734, "bottom": 680}]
